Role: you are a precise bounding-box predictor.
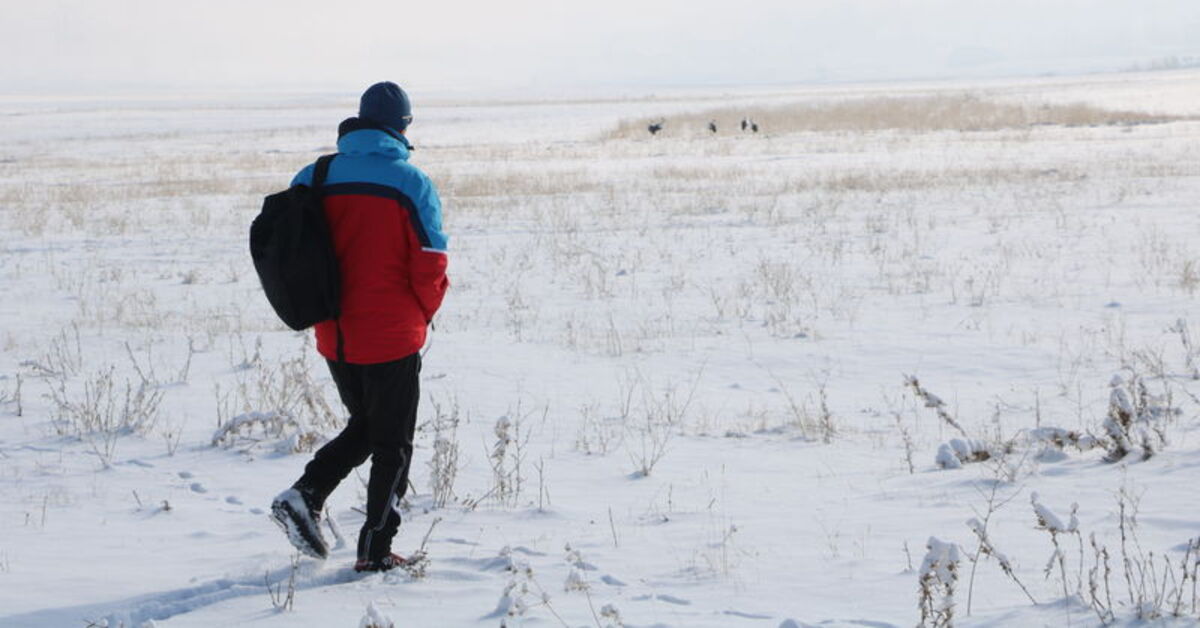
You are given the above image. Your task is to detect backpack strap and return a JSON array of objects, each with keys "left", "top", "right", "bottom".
[
  {"left": 312, "top": 153, "right": 344, "bottom": 364},
  {"left": 313, "top": 153, "right": 336, "bottom": 190}
]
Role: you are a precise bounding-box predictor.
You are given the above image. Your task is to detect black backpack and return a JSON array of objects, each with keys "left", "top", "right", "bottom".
[{"left": 250, "top": 154, "right": 344, "bottom": 361}]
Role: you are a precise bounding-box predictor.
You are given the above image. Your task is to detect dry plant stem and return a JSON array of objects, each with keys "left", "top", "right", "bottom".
[
  {"left": 266, "top": 554, "right": 299, "bottom": 612},
  {"left": 965, "top": 481, "right": 1035, "bottom": 615},
  {"left": 417, "top": 516, "right": 441, "bottom": 554},
  {"left": 123, "top": 340, "right": 154, "bottom": 386},
  {"left": 905, "top": 375, "right": 969, "bottom": 439},
  {"left": 323, "top": 505, "right": 346, "bottom": 550},
  {"left": 762, "top": 362, "right": 817, "bottom": 440},
  {"left": 1087, "top": 533, "right": 1115, "bottom": 625},
  {"left": 517, "top": 567, "right": 570, "bottom": 628},
  {"left": 536, "top": 457, "right": 548, "bottom": 511},
  {"left": 1119, "top": 490, "right": 1136, "bottom": 607},
  {"left": 583, "top": 586, "right": 603, "bottom": 628},
  {"left": 892, "top": 411, "right": 916, "bottom": 474}
]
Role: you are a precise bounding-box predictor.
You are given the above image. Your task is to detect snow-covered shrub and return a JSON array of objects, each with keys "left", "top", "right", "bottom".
[
  {"left": 563, "top": 544, "right": 596, "bottom": 593},
  {"left": 918, "top": 537, "right": 961, "bottom": 627},
  {"left": 935, "top": 438, "right": 994, "bottom": 469},
  {"left": 236, "top": 351, "right": 340, "bottom": 436},
  {"left": 599, "top": 603, "right": 625, "bottom": 627},
  {"left": 1031, "top": 492, "right": 1081, "bottom": 601},
  {"left": 563, "top": 567, "right": 588, "bottom": 593},
  {"left": 1026, "top": 426, "right": 1102, "bottom": 459},
  {"left": 210, "top": 411, "right": 320, "bottom": 454},
  {"left": 490, "top": 554, "right": 535, "bottom": 622},
  {"left": 933, "top": 368, "right": 1178, "bottom": 473},
  {"left": 489, "top": 414, "right": 523, "bottom": 507},
  {"left": 215, "top": 351, "right": 339, "bottom": 454},
  {"left": 426, "top": 397, "right": 461, "bottom": 508},
  {"left": 1102, "top": 372, "right": 1176, "bottom": 462},
  {"left": 359, "top": 601, "right": 394, "bottom": 628}
]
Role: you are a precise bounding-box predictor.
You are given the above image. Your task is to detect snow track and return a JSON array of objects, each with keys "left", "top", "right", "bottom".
[{"left": 0, "top": 561, "right": 359, "bottom": 627}]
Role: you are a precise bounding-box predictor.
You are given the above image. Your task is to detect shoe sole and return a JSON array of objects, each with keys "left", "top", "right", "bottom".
[
  {"left": 354, "top": 556, "right": 407, "bottom": 573},
  {"left": 270, "top": 499, "right": 329, "bottom": 559}
]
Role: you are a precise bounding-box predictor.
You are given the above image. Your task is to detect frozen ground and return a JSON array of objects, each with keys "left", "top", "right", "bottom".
[{"left": 2, "top": 70, "right": 1200, "bottom": 627}]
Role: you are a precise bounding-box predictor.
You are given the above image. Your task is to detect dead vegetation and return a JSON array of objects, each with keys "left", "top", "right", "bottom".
[{"left": 608, "top": 93, "right": 1190, "bottom": 139}]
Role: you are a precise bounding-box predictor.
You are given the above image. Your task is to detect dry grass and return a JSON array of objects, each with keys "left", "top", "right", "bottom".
[
  {"left": 0, "top": 149, "right": 296, "bottom": 236},
  {"left": 607, "top": 93, "right": 1189, "bottom": 139},
  {"left": 438, "top": 168, "right": 603, "bottom": 199}
]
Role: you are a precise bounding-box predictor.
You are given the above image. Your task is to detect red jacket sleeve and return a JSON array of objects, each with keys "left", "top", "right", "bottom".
[{"left": 411, "top": 248, "right": 448, "bottom": 323}]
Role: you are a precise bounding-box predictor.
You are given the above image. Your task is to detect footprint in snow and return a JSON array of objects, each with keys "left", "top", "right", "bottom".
[
  {"left": 600, "top": 575, "right": 626, "bottom": 587},
  {"left": 178, "top": 471, "right": 194, "bottom": 479},
  {"left": 225, "top": 496, "right": 242, "bottom": 505},
  {"left": 633, "top": 593, "right": 691, "bottom": 606},
  {"left": 189, "top": 483, "right": 207, "bottom": 494}
]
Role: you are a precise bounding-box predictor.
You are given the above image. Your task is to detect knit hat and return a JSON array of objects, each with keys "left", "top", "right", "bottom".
[{"left": 358, "top": 82, "right": 413, "bottom": 133}]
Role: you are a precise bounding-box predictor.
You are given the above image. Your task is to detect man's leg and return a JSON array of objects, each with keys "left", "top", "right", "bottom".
[
  {"left": 273, "top": 359, "right": 376, "bottom": 559},
  {"left": 356, "top": 352, "right": 421, "bottom": 562},
  {"left": 295, "top": 360, "right": 370, "bottom": 510}
]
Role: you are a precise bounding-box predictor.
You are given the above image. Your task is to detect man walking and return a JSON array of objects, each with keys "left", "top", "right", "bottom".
[{"left": 271, "top": 81, "right": 449, "bottom": 573}]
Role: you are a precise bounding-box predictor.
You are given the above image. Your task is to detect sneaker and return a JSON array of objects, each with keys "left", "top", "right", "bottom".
[
  {"left": 270, "top": 487, "right": 329, "bottom": 559},
  {"left": 354, "top": 553, "right": 407, "bottom": 572}
]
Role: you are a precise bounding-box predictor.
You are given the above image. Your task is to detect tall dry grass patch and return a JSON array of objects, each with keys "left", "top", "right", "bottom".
[{"left": 607, "top": 93, "right": 1188, "bottom": 139}]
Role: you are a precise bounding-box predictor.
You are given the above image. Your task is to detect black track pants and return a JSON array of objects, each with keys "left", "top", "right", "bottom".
[{"left": 295, "top": 352, "right": 421, "bottom": 561}]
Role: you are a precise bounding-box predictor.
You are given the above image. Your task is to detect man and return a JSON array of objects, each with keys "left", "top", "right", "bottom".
[{"left": 270, "top": 81, "right": 448, "bottom": 573}]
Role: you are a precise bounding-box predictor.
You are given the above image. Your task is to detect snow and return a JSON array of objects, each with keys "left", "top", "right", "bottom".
[{"left": 2, "top": 70, "right": 1200, "bottom": 627}]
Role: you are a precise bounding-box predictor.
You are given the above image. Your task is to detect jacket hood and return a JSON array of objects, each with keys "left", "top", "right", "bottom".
[{"left": 336, "top": 127, "right": 412, "bottom": 161}]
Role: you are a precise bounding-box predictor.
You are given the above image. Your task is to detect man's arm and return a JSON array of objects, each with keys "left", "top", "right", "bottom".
[
  {"left": 291, "top": 163, "right": 315, "bottom": 187},
  {"left": 406, "top": 175, "right": 449, "bottom": 323}
]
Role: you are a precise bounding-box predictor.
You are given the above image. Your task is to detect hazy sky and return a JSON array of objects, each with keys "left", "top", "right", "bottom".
[{"left": 3, "top": 0, "right": 1198, "bottom": 94}]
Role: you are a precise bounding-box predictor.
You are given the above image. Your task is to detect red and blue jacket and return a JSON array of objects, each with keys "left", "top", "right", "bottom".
[{"left": 292, "top": 126, "right": 448, "bottom": 364}]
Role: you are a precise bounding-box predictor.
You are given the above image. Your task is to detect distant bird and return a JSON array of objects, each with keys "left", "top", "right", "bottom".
[
  {"left": 708, "top": 120, "right": 718, "bottom": 134},
  {"left": 741, "top": 118, "right": 749, "bottom": 131},
  {"left": 648, "top": 122, "right": 663, "bottom": 136},
  {"left": 750, "top": 121, "right": 759, "bottom": 133}
]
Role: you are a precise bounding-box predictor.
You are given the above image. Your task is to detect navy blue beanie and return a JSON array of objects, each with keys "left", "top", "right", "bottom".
[{"left": 359, "top": 82, "right": 412, "bottom": 133}]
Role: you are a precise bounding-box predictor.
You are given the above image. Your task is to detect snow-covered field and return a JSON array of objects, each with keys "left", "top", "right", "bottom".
[{"left": 2, "top": 70, "right": 1200, "bottom": 627}]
